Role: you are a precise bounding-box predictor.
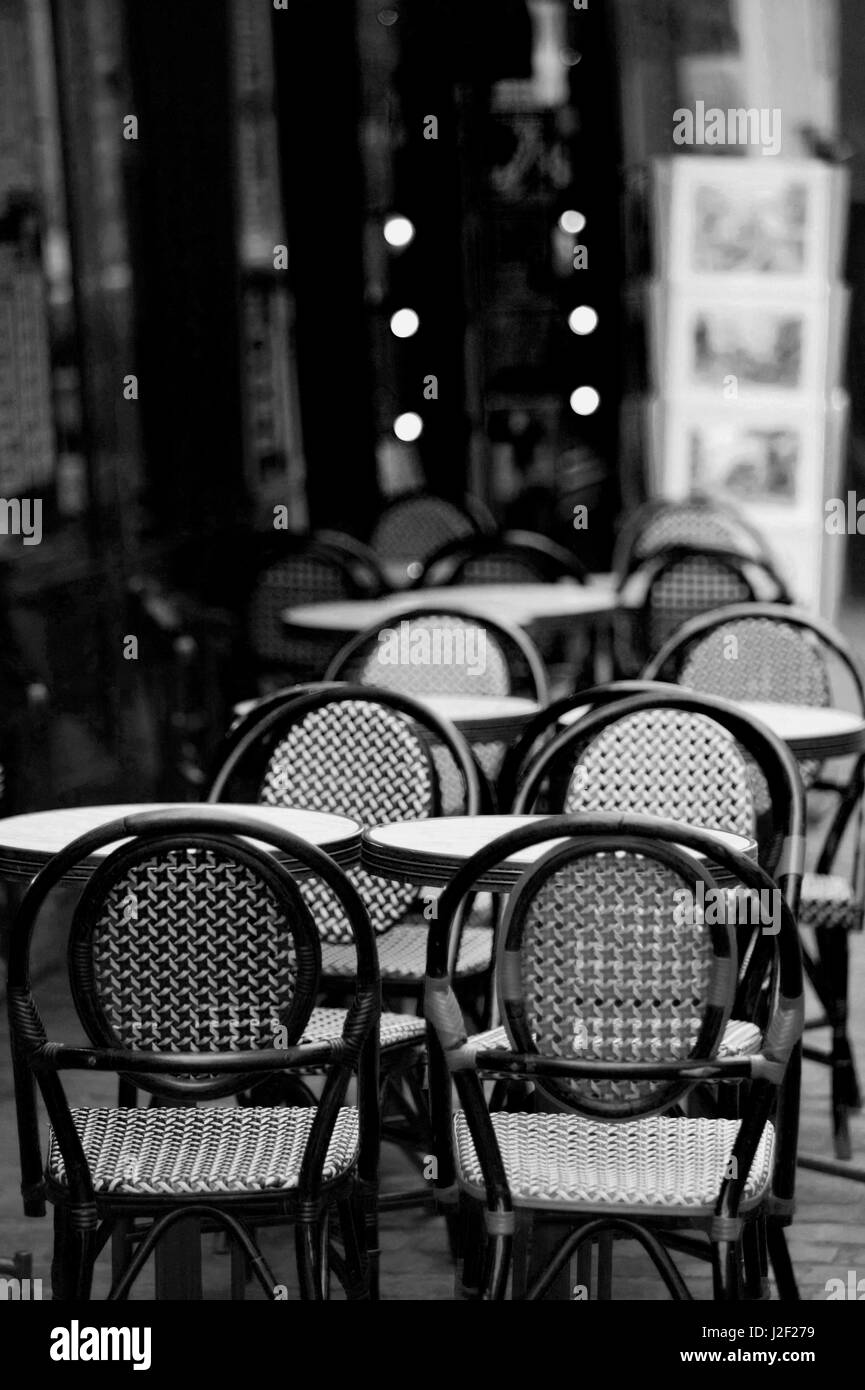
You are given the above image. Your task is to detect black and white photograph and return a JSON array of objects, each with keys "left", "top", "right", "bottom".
[{"left": 2, "top": 0, "right": 865, "bottom": 1350}]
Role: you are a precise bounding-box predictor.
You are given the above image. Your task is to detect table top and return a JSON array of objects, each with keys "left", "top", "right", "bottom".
[
  {"left": 362, "top": 815, "right": 755, "bottom": 891},
  {"left": 232, "top": 692, "right": 540, "bottom": 744},
  {"left": 734, "top": 701, "right": 865, "bottom": 758},
  {"left": 0, "top": 803, "right": 362, "bottom": 884},
  {"left": 283, "top": 577, "right": 618, "bottom": 636}
]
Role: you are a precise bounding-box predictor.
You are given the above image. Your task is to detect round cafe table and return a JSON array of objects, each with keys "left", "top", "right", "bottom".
[
  {"left": 232, "top": 692, "right": 540, "bottom": 749},
  {"left": 282, "top": 578, "right": 618, "bottom": 642},
  {"left": 362, "top": 815, "right": 756, "bottom": 892},
  {"left": 0, "top": 803, "right": 363, "bottom": 883}
]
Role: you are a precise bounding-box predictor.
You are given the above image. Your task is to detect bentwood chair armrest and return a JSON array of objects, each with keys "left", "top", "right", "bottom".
[
  {"left": 30, "top": 1040, "right": 340, "bottom": 1075},
  {"left": 471, "top": 1051, "right": 758, "bottom": 1084}
]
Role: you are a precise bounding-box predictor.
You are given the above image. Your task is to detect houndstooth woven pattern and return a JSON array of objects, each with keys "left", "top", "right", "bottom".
[
  {"left": 371, "top": 496, "right": 474, "bottom": 562},
  {"left": 800, "top": 872, "right": 864, "bottom": 932},
  {"left": 260, "top": 701, "right": 434, "bottom": 943},
  {"left": 648, "top": 556, "right": 752, "bottom": 654},
  {"left": 90, "top": 849, "right": 298, "bottom": 1053},
  {"left": 564, "top": 709, "right": 754, "bottom": 837},
  {"left": 322, "top": 924, "right": 493, "bottom": 981},
  {"left": 466, "top": 1017, "right": 762, "bottom": 1058},
  {"left": 356, "top": 614, "right": 511, "bottom": 697},
  {"left": 679, "top": 618, "right": 830, "bottom": 788},
  {"left": 513, "top": 854, "right": 717, "bottom": 1107},
  {"left": 47, "top": 1106, "right": 358, "bottom": 1196},
  {"left": 250, "top": 557, "right": 353, "bottom": 663},
  {"left": 453, "top": 1112, "right": 774, "bottom": 1210}
]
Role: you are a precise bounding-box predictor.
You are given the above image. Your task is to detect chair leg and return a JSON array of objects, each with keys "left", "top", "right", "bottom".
[
  {"left": 742, "top": 1218, "right": 770, "bottom": 1300},
  {"left": 815, "top": 924, "right": 859, "bottom": 1158},
  {"left": 52, "top": 1207, "right": 96, "bottom": 1300},
  {"left": 711, "top": 1239, "right": 743, "bottom": 1301}
]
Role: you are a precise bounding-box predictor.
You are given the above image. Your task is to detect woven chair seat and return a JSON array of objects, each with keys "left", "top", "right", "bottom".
[
  {"left": 304, "top": 1006, "right": 426, "bottom": 1051},
  {"left": 322, "top": 924, "right": 493, "bottom": 982},
  {"left": 47, "top": 1105, "right": 358, "bottom": 1198},
  {"left": 453, "top": 1111, "right": 775, "bottom": 1213},
  {"left": 464, "top": 1018, "right": 762, "bottom": 1059},
  {"left": 800, "top": 872, "right": 864, "bottom": 932}
]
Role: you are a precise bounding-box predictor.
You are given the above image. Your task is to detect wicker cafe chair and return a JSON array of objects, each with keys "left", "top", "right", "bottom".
[
  {"left": 646, "top": 604, "right": 865, "bottom": 1157},
  {"left": 7, "top": 809, "right": 380, "bottom": 1301},
  {"left": 507, "top": 688, "right": 806, "bottom": 1295},
  {"left": 207, "top": 686, "right": 487, "bottom": 1006},
  {"left": 325, "top": 605, "right": 549, "bottom": 800},
  {"left": 615, "top": 544, "right": 790, "bottom": 676},
  {"left": 370, "top": 492, "right": 487, "bottom": 582},
  {"left": 612, "top": 497, "right": 772, "bottom": 581},
  {"left": 425, "top": 815, "right": 803, "bottom": 1300},
  {"left": 245, "top": 537, "right": 367, "bottom": 689}
]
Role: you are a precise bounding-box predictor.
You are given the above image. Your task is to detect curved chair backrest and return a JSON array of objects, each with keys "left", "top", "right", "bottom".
[
  {"left": 312, "top": 530, "right": 387, "bottom": 596},
  {"left": 370, "top": 492, "right": 481, "bottom": 566},
  {"left": 613, "top": 497, "right": 771, "bottom": 579},
  {"left": 247, "top": 539, "right": 363, "bottom": 667},
  {"left": 417, "top": 531, "right": 587, "bottom": 588},
  {"left": 426, "top": 816, "right": 802, "bottom": 1121},
  {"left": 644, "top": 602, "right": 865, "bottom": 712},
  {"left": 497, "top": 836, "right": 734, "bottom": 1117},
  {"left": 208, "top": 685, "right": 481, "bottom": 943},
  {"left": 324, "top": 604, "right": 549, "bottom": 705},
  {"left": 512, "top": 689, "right": 805, "bottom": 905},
  {"left": 623, "top": 545, "right": 790, "bottom": 666},
  {"left": 644, "top": 603, "right": 865, "bottom": 794},
  {"left": 497, "top": 679, "right": 677, "bottom": 809}
]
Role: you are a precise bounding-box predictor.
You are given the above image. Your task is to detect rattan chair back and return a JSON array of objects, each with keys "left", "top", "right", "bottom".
[{"left": 498, "top": 837, "right": 734, "bottom": 1117}]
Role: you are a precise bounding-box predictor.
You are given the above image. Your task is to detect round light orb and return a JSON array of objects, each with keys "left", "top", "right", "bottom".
[
  {"left": 558, "top": 209, "right": 586, "bottom": 235},
  {"left": 390, "top": 307, "right": 420, "bottom": 338},
  {"left": 394, "top": 411, "right": 423, "bottom": 442},
  {"left": 568, "top": 305, "right": 598, "bottom": 335},
  {"left": 383, "top": 215, "right": 415, "bottom": 249},
  {"left": 569, "top": 386, "right": 600, "bottom": 416}
]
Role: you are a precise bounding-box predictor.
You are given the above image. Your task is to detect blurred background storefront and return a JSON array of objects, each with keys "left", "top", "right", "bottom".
[{"left": 0, "top": 0, "right": 861, "bottom": 804}]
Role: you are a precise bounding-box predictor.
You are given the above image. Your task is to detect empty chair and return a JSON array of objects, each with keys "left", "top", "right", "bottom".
[
  {"left": 325, "top": 605, "right": 548, "bottom": 794},
  {"left": 245, "top": 536, "right": 367, "bottom": 690},
  {"left": 613, "top": 496, "right": 774, "bottom": 580},
  {"left": 426, "top": 815, "right": 803, "bottom": 1299},
  {"left": 207, "top": 686, "right": 489, "bottom": 1010},
  {"left": 370, "top": 492, "right": 490, "bottom": 582},
  {"left": 645, "top": 602, "right": 865, "bottom": 1156},
  {"left": 7, "top": 808, "right": 380, "bottom": 1300},
  {"left": 616, "top": 544, "right": 790, "bottom": 675}
]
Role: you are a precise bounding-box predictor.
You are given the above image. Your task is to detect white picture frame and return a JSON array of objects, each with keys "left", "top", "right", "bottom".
[
  {"left": 659, "top": 401, "right": 824, "bottom": 520},
  {"left": 652, "top": 156, "right": 845, "bottom": 286},
  {"left": 663, "top": 289, "right": 830, "bottom": 402}
]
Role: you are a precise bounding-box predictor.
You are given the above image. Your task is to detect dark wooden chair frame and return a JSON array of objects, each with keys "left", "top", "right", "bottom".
[
  {"left": 7, "top": 808, "right": 381, "bottom": 1301},
  {"left": 425, "top": 814, "right": 804, "bottom": 1301}
]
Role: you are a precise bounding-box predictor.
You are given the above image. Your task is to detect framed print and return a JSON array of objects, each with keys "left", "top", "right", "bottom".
[
  {"left": 663, "top": 290, "right": 828, "bottom": 400},
  {"left": 652, "top": 156, "right": 846, "bottom": 286},
  {"left": 659, "top": 401, "right": 824, "bottom": 518}
]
